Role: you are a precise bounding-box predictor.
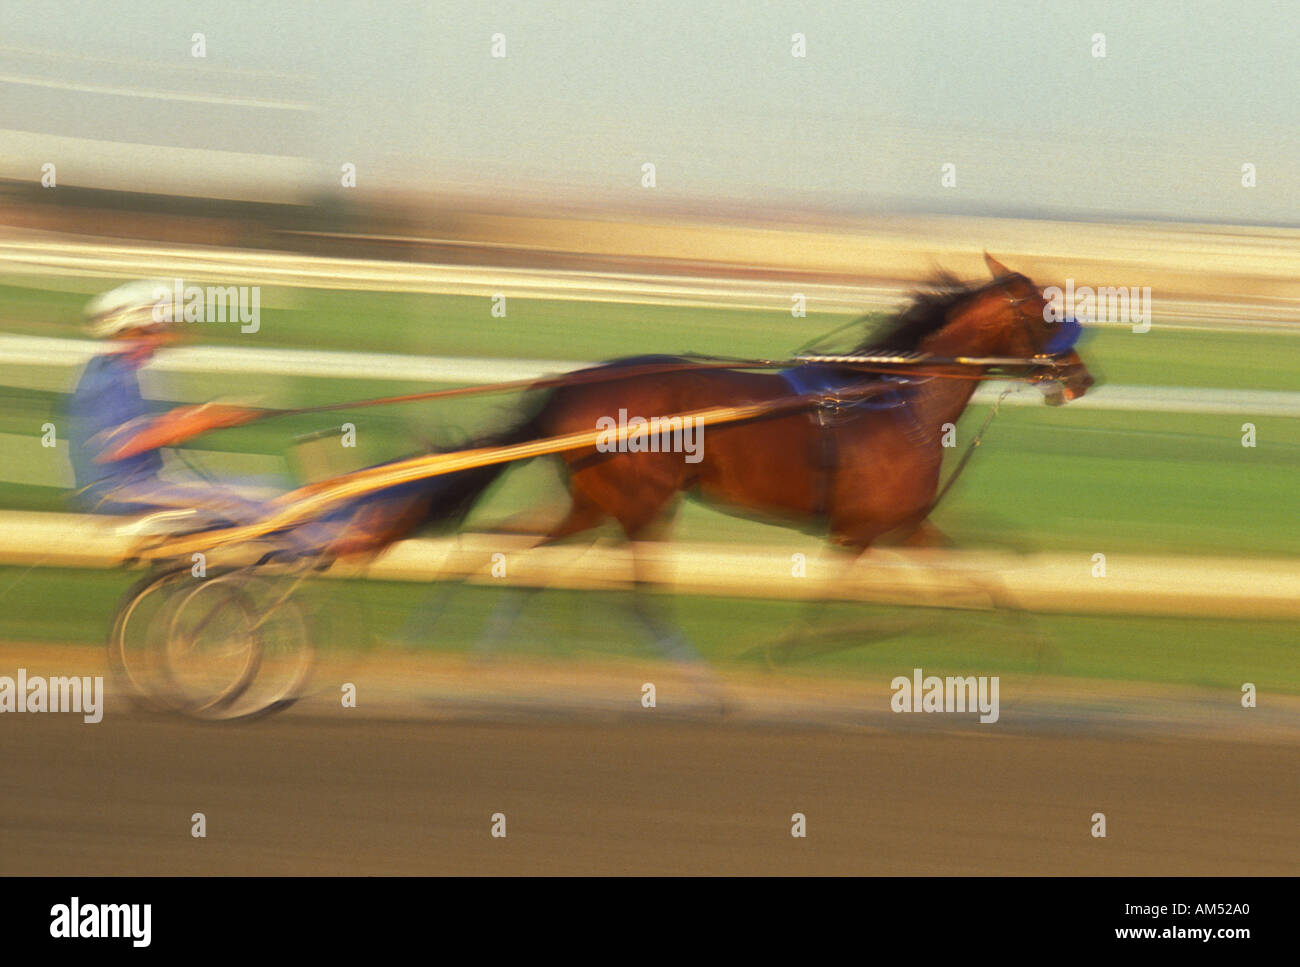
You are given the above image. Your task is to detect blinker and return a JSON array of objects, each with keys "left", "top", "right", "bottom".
[{"left": 1043, "top": 316, "right": 1082, "bottom": 356}]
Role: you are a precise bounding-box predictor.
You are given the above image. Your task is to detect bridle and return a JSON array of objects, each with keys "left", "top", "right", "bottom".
[{"left": 994, "top": 277, "right": 1075, "bottom": 386}]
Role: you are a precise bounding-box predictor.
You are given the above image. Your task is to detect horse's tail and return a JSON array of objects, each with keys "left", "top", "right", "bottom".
[
  {"left": 417, "top": 396, "right": 549, "bottom": 531},
  {"left": 417, "top": 355, "right": 686, "bottom": 531}
]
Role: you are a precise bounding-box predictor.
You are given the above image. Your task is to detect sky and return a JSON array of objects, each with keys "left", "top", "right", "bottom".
[{"left": 1, "top": 0, "right": 1297, "bottom": 222}]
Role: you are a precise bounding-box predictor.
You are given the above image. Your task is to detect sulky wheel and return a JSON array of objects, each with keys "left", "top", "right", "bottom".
[
  {"left": 107, "top": 566, "right": 200, "bottom": 714},
  {"left": 163, "top": 567, "right": 314, "bottom": 721}
]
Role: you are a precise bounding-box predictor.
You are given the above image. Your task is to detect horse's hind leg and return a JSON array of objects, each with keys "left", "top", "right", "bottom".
[
  {"left": 472, "top": 492, "right": 607, "bottom": 658},
  {"left": 617, "top": 525, "right": 731, "bottom": 713}
]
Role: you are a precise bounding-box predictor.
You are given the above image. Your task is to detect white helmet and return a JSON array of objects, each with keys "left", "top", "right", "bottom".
[{"left": 84, "top": 279, "right": 177, "bottom": 338}]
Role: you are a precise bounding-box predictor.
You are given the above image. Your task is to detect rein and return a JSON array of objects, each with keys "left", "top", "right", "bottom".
[
  {"left": 216, "top": 275, "right": 1074, "bottom": 424},
  {"left": 794, "top": 352, "right": 1065, "bottom": 382},
  {"left": 232, "top": 350, "right": 1065, "bottom": 424}
]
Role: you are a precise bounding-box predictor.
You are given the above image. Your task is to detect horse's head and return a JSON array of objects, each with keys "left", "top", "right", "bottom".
[{"left": 943, "top": 254, "right": 1095, "bottom": 405}]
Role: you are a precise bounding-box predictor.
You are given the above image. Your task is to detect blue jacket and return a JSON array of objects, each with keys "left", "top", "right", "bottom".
[{"left": 66, "top": 353, "right": 163, "bottom": 502}]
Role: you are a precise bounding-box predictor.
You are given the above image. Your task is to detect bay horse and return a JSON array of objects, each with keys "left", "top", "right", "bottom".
[{"left": 414, "top": 254, "right": 1094, "bottom": 666}]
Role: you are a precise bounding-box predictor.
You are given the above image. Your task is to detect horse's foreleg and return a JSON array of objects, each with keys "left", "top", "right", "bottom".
[
  {"left": 892, "top": 518, "right": 956, "bottom": 548},
  {"left": 861, "top": 516, "right": 1057, "bottom": 672}
]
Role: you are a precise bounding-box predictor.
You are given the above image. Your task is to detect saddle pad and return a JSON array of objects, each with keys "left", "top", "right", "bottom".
[{"left": 779, "top": 365, "right": 912, "bottom": 410}]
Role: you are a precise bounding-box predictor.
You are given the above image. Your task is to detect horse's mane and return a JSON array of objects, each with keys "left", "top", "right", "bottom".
[{"left": 851, "top": 273, "right": 995, "bottom": 353}]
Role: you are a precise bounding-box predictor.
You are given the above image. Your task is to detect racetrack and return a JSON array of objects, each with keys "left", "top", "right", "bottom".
[
  {"left": 1, "top": 707, "right": 1295, "bottom": 875},
  {"left": 1, "top": 640, "right": 1296, "bottom": 876}
]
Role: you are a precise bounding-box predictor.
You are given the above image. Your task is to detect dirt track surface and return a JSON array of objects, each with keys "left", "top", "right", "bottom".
[{"left": 1, "top": 710, "right": 1296, "bottom": 876}]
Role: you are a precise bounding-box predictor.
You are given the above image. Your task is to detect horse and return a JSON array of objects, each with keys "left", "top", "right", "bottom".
[{"left": 409, "top": 254, "right": 1094, "bottom": 668}]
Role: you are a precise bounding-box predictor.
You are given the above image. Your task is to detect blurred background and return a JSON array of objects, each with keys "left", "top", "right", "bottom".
[{"left": 0, "top": 1, "right": 1295, "bottom": 874}]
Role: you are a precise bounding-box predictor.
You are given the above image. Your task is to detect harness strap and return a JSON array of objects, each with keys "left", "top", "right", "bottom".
[
  {"left": 924, "top": 385, "right": 1015, "bottom": 516},
  {"left": 813, "top": 410, "right": 837, "bottom": 518}
]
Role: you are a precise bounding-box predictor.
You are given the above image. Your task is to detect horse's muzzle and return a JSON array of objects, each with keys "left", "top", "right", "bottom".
[{"left": 1041, "top": 371, "right": 1094, "bottom": 406}]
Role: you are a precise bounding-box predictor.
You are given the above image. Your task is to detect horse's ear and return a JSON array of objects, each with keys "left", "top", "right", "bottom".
[{"left": 984, "top": 252, "right": 1014, "bottom": 279}]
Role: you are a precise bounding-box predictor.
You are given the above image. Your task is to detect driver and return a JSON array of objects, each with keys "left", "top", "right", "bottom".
[
  {"left": 67, "top": 280, "right": 277, "bottom": 527},
  {"left": 65, "top": 280, "right": 435, "bottom": 557}
]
